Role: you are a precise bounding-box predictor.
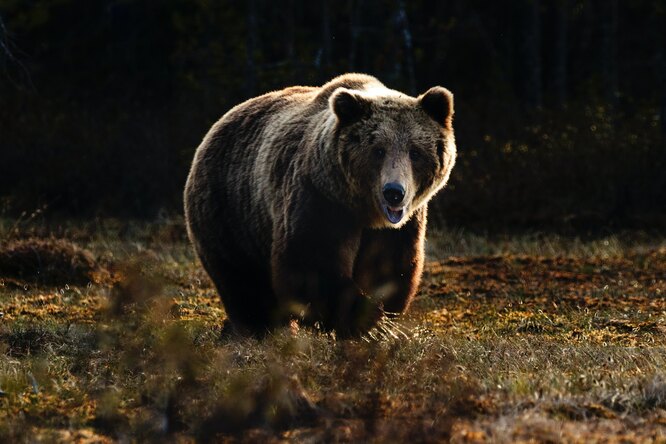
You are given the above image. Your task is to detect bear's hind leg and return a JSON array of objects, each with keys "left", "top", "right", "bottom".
[{"left": 353, "top": 206, "right": 427, "bottom": 314}]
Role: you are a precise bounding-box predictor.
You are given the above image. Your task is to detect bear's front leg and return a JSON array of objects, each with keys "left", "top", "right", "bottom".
[
  {"left": 353, "top": 206, "right": 427, "bottom": 313},
  {"left": 270, "top": 188, "right": 382, "bottom": 336}
]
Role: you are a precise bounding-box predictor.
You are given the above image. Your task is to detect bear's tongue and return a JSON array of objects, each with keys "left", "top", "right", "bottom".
[{"left": 384, "top": 206, "right": 404, "bottom": 224}]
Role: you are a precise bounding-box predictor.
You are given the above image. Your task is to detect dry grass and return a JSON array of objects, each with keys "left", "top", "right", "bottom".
[{"left": 0, "top": 220, "right": 664, "bottom": 442}]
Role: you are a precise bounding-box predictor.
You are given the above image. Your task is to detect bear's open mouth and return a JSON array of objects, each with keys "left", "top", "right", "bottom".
[{"left": 383, "top": 205, "right": 405, "bottom": 224}]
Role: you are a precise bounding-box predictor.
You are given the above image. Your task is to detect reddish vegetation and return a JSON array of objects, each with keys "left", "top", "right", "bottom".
[
  {"left": 422, "top": 248, "right": 666, "bottom": 344},
  {"left": 0, "top": 238, "right": 108, "bottom": 286}
]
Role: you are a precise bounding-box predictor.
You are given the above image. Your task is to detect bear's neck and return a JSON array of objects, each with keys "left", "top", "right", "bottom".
[{"left": 306, "top": 116, "right": 357, "bottom": 210}]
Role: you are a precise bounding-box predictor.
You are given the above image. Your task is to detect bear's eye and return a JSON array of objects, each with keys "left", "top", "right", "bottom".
[
  {"left": 409, "top": 149, "right": 421, "bottom": 161},
  {"left": 373, "top": 147, "right": 386, "bottom": 159}
]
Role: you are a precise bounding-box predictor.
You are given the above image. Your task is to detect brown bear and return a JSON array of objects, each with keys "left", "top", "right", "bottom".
[{"left": 184, "top": 73, "right": 456, "bottom": 337}]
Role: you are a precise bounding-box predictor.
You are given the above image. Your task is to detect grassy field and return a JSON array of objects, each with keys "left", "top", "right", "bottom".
[{"left": 0, "top": 219, "right": 665, "bottom": 442}]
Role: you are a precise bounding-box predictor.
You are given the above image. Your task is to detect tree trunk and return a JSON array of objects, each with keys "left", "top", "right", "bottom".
[
  {"left": 0, "top": 13, "right": 15, "bottom": 74},
  {"left": 395, "top": 0, "right": 416, "bottom": 95},
  {"left": 348, "top": 0, "right": 362, "bottom": 71},
  {"left": 553, "top": 0, "right": 568, "bottom": 107},
  {"left": 600, "top": 0, "right": 619, "bottom": 108},
  {"left": 318, "top": 0, "right": 332, "bottom": 80},
  {"left": 0, "top": 13, "right": 33, "bottom": 89},
  {"left": 0, "top": 14, "right": 8, "bottom": 65},
  {"left": 655, "top": 10, "right": 666, "bottom": 136},
  {"left": 245, "top": 0, "right": 259, "bottom": 97},
  {"left": 661, "top": 58, "right": 666, "bottom": 137},
  {"left": 522, "top": 0, "right": 542, "bottom": 108},
  {"left": 285, "top": 0, "right": 297, "bottom": 83}
]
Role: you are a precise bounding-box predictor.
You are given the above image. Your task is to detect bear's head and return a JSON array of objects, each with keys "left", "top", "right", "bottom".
[{"left": 329, "top": 85, "right": 456, "bottom": 228}]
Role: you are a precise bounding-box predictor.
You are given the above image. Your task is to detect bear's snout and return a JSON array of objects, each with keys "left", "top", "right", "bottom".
[
  {"left": 382, "top": 182, "right": 405, "bottom": 206},
  {"left": 381, "top": 182, "right": 407, "bottom": 224}
]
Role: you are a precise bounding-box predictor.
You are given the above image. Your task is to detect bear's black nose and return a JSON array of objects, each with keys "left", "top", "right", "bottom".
[{"left": 382, "top": 182, "right": 405, "bottom": 206}]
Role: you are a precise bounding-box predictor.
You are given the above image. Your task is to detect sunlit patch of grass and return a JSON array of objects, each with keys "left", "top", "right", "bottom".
[
  {"left": 0, "top": 221, "right": 664, "bottom": 441},
  {"left": 426, "top": 227, "right": 666, "bottom": 258}
]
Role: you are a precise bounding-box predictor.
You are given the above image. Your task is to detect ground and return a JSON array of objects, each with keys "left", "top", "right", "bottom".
[{"left": 0, "top": 219, "right": 665, "bottom": 443}]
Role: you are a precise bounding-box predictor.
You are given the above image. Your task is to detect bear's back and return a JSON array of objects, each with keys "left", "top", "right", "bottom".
[
  {"left": 313, "top": 73, "right": 386, "bottom": 104},
  {"left": 216, "top": 73, "right": 383, "bottom": 135},
  {"left": 185, "top": 74, "right": 387, "bottom": 266}
]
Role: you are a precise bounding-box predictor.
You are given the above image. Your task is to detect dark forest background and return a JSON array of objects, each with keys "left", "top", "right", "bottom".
[{"left": 0, "top": 0, "right": 664, "bottom": 231}]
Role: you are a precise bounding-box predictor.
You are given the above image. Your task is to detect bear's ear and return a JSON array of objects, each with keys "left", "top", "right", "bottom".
[
  {"left": 418, "top": 86, "right": 454, "bottom": 128},
  {"left": 330, "top": 88, "right": 371, "bottom": 126}
]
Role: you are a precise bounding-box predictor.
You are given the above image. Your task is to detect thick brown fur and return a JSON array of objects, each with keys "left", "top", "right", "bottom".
[{"left": 184, "top": 73, "right": 456, "bottom": 336}]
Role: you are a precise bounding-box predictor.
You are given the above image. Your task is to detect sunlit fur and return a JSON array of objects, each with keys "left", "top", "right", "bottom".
[{"left": 184, "top": 73, "right": 456, "bottom": 336}]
